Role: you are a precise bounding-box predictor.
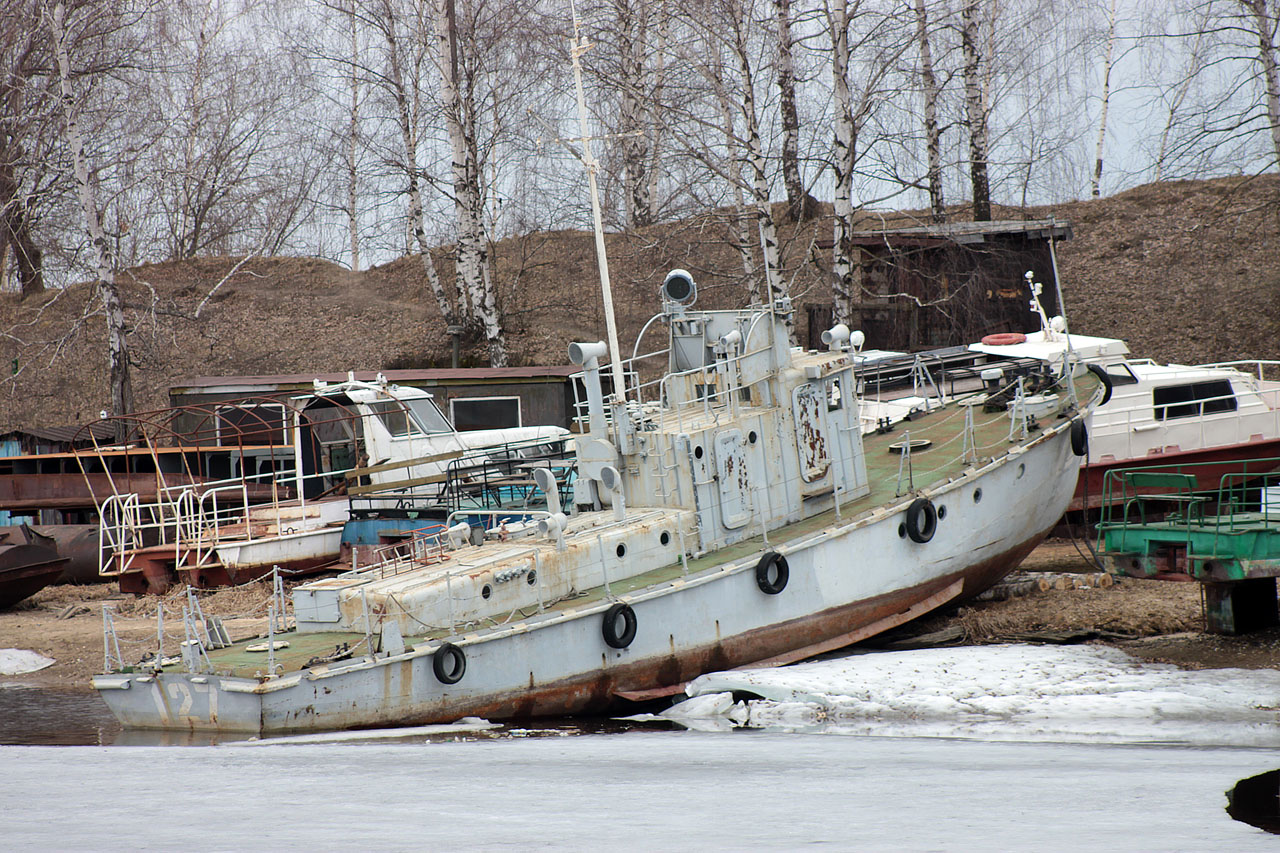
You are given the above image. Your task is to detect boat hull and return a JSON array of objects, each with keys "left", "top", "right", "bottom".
[
  {"left": 94, "top": 422, "right": 1078, "bottom": 734},
  {"left": 1070, "top": 438, "right": 1280, "bottom": 512}
]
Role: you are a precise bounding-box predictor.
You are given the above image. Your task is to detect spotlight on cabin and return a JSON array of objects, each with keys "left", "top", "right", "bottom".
[{"left": 661, "top": 269, "right": 697, "bottom": 308}]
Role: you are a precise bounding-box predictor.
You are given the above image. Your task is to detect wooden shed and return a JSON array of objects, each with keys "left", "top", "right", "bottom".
[{"left": 808, "top": 219, "right": 1073, "bottom": 352}]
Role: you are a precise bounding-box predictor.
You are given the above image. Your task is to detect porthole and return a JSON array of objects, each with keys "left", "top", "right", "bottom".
[
  {"left": 659, "top": 530, "right": 671, "bottom": 546},
  {"left": 481, "top": 584, "right": 492, "bottom": 599},
  {"left": 694, "top": 445, "right": 704, "bottom": 459},
  {"left": 616, "top": 543, "right": 627, "bottom": 558},
  {"left": 938, "top": 506, "right": 947, "bottom": 520},
  {"left": 898, "top": 523, "right": 907, "bottom": 538},
  {"left": 527, "top": 570, "right": 537, "bottom": 585},
  {"left": 1017, "top": 463, "right": 1026, "bottom": 479},
  {"left": 748, "top": 431, "right": 758, "bottom": 444},
  {"left": 973, "top": 488, "right": 983, "bottom": 503}
]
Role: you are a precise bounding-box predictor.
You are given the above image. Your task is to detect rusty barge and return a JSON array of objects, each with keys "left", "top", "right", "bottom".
[{"left": 92, "top": 272, "right": 1101, "bottom": 734}]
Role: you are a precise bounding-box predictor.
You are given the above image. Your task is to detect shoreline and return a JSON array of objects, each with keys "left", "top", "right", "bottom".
[{"left": 3, "top": 539, "right": 1276, "bottom": 693}]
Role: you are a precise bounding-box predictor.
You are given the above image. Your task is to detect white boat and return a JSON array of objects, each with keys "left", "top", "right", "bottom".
[
  {"left": 91, "top": 271, "right": 1103, "bottom": 733},
  {"left": 89, "top": 377, "right": 569, "bottom": 593},
  {"left": 965, "top": 281, "right": 1280, "bottom": 512}
]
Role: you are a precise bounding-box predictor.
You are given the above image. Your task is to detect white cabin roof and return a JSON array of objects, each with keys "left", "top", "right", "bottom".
[{"left": 968, "top": 332, "right": 1131, "bottom": 365}]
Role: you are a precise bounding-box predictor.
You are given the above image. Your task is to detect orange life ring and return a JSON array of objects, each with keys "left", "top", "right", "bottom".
[{"left": 980, "top": 332, "right": 1027, "bottom": 346}]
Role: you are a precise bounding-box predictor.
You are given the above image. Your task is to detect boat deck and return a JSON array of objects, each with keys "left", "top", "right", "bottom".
[{"left": 193, "top": 377, "right": 1092, "bottom": 679}]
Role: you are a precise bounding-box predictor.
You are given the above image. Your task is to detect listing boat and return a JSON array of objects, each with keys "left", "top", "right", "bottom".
[
  {"left": 91, "top": 270, "right": 1102, "bottom": 733},
  {"left": 87, "top": 378, "right": 569, "bottom": 594}
]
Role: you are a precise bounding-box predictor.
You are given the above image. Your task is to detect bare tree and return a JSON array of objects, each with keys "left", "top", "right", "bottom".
[
  {"left": 827, "top": 1, "right": 908, "bottom": 326},
  {"left": 49, "top": 0, "right": 132, "bottom": 421},
  {"left": 1091, "top": 0, "right": 1119, "bottom": 197},
  {"left": 1, "top": 1, "right": 63, "bottom": 298},
  {"left": 346, "top": 0, "right": 361, "bottom": 271},
  {"left": 1242, "top": 0, "right": 1280, "bottom": 166},
  {"left": 774, "top": 0, "right": 817, "bottom": 221},
  {"left": 960, "top": 0, "right": 991, "bottom": 220},
  {"left": 433, "top": 0, "right": 506, "bottom": 366},
  {"left": 913, "top": 0, "right": 945, "bottom": 222}
]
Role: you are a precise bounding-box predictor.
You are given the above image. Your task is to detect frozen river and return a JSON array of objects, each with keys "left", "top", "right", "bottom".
[
  {"left": 4, "top": 644, "right": 1279, "bottom": 849},
  {"left": 3, "top": 732, "right": 1277, "bottom": 850}
]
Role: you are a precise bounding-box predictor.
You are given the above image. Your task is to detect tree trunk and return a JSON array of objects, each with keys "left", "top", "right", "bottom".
[
  {"left": 347, "top": 0, "right": 361, "bottom": 271},
  {"left": 830, "top": 0, "right": 856, "bottom": 327},
  {"left": 961, "top": 0, "right": 991, "bottom": 221},
  {"left": 712, "top": 55, "right": 759, "bottom": 304},
  {"left": 1244, "top": 0, "right": 1280, "bottom": 167},
  {"left": 0, "top": 163, "right": 44, "bottom": 297},
  {"left": 435, "top": 0, "right": 505, "bottom": 366},
  {"left": 914, "top": 0, "right": 945, "bottom": 223},
  {"left": 774, "top": 0, "right": 812, "bottom": 221},
  {"left": 383, "top": 8, "right": 453, "bottom": 325},
  {"left": 731, "top": 15, "right": 787, "bottom": 339},
  {"left": 51, "top": 1, "right": 132, "bottom": 425},
  {"left": 615, "top": 0, "right": 653, "bottom": 228},
  {"left": 1091, "top": 0, "right": 1118, "bottom": 197}
]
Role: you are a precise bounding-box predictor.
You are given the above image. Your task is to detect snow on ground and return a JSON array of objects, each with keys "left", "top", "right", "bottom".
[
  {"left": 0, "top": 649, "right": 54, "bottom": 675},
  {"left": 663, "top": 643, "right": 1280, "bottom": 745}
]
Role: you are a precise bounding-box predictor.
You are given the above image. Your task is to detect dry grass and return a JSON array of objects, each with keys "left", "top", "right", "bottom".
[{"left": 1, "top": 176, "right": 1276, "bottom": 430}]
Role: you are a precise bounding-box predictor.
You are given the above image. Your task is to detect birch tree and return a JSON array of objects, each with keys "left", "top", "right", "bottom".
[
  {"left": 49, "top": 0, "right": 132, "bottom": 422},
  {"left": 1241, "top": 0, "right": 1280, "bottom": 167},
  {"left": 346, "top": 0, "right": 361, "bottom": 271},
  {"left": 827, "top": 1, "right": 906, "bottom": 326},
  {"left": 913, "top": 0, "right": 945, "bottom": 222},
  {"left": 774, "top": 0, "right": 816, "bottom": 221},
  {"left": 1091, "top": 0, "right": 1119, "bottom": 197},
  {"left": 433, "top": 0, "right": 506, "bottom": 366},
  {"left": 960, "top": 0, "right": 991, "bottom": 220}
]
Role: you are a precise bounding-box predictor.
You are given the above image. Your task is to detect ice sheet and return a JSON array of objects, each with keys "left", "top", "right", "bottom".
[
  {"left": 0, "top": 649, "right": 54, "bottom": 675},
  {"left": 667, "top": 644, "right": 1280, "bottom": 745}
]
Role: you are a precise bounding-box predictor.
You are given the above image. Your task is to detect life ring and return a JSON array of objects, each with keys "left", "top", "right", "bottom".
[
  {"left": 755, "top": 551, "right": 789, "bottom": 594},
  {"left": 602, "top": 602, "right": 637, "bottom": 649},
  {"left": 904, "top": 497, "right": 937, "bottom": 543},
  {"left": 1085, "top": 363, "right": 1113, "bottom": 405},
  {"left": 1070, "top": 418, "right": 1089, "bottom": 457},
  {"left": 980, "top": 332, "right": 1027, "bottom": 346},
  {"left": 432, "top": 642, "right": 466, "bottom": 684}
]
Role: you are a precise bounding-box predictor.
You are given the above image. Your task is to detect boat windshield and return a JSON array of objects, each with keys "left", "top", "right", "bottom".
[
  {"left": 367, "top": 397, "right": 453, "bottom": 437},
  {"left": 407, "top": 398, "right": 453, "bottom": 434}
]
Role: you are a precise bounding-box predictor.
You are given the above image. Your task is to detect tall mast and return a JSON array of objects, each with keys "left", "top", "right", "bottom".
[{"left": 569, "top": 6, "right": 628, "bottom": 405}]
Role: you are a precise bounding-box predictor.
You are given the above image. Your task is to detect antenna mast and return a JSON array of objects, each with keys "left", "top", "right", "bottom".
[{"left": 569, "top": 4, "right": 628, "bottom": 405}]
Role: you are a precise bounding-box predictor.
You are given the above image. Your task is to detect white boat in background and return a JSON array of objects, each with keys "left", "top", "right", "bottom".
[
  {"left": 87, "top": 376, "right": 570, "bottom": 594},
  {"left": 849, "top": 273, "right": 1280, "bottom": 514},
  {"left": 966, "top": 279, "right": 1280, "bottom": 512}
]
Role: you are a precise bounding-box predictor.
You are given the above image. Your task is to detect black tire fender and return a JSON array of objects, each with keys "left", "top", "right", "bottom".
[
  {"left": 1070, "top": 418, "right": 1089, "bottom": 457},
  {"left": 755, "top": 551, "right": 789, "bottom": 594},
  {"left": 602, "top": 602, "right": 637, "bottom": 649},
  {"left": 1086, "top": 363, "right": 1113, "bottom": 406},
  {"left": 905, "top": 497, "right": 937, "bottom": 543},
  {"left": 432, "top": 642, "right": 466, "bottom": 684}
]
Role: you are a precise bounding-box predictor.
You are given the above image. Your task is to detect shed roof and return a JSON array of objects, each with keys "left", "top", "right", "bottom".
[
  {"left": 172, "top": 366, "right": 583, "bottom": 394},
  {"left": 848, "top": 219, "right": 1072, "bottom": 247}
]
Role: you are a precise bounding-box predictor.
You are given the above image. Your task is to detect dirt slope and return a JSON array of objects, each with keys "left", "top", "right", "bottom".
[{"left": 0, "top": 174, "right": 1276, "bottom": 430}]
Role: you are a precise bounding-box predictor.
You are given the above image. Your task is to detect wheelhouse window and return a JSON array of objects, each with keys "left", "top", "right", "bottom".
[
  {"left": 1153, "top": 379, "right": 1237, "bottom": 420},
  {"left": 368, "top": 396, "right": 453, "bottom": 437},
  {"left": 1103, "top": 364, "right": 1139, "bottom": 386}
]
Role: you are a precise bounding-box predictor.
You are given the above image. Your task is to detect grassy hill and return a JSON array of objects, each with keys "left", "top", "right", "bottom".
[{"left": 1, "top": 174, "right": 1277, "bottom": 431}]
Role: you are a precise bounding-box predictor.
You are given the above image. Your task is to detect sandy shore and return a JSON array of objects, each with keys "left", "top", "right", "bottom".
[{"left": 3, "top": 539, "right": 1278, "bottom": 691}]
